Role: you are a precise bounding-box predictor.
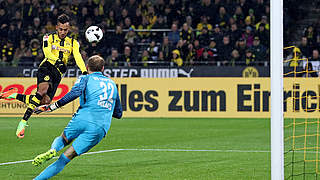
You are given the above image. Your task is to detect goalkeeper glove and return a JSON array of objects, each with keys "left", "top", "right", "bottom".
[
  {"left": 34, "top": 102, "right": 59, "bottom": 114},
  {"left": 82, "top": 71, "right": 88, "bottom": 75}
]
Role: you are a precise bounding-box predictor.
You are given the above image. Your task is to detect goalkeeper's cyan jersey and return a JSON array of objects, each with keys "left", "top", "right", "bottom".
[
  {"left": 41, "top": 33, "right": 87, "bottom": 74},
  {"left": 56, "top": 72, "right": 122, "bottom": 133}
]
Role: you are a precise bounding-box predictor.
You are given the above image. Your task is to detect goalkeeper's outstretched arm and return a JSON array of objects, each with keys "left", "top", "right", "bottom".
[{"left": 35, "top": 75, "right": 88, "bottom": 113}]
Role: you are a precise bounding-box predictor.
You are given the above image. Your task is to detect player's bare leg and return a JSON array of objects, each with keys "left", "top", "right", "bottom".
[{"left": 16, "top": 82, "right": 50, "bottom": 138}]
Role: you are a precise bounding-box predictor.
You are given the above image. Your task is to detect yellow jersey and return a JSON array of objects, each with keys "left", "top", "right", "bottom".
[{"left": 41, "top": 33, "right": 87, "bottom": 74}]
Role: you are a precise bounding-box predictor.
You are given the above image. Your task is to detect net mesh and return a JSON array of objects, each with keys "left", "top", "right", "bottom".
[{"left": 284, "top": 46, "right": 320, "bottom": 179}]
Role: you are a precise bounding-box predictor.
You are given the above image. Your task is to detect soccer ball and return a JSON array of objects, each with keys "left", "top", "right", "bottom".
[{"left": 85, "top": 26, "right": 103, "bottom": 43}]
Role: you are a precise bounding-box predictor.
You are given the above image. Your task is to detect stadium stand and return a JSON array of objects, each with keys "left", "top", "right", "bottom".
[{"left": 0, "top": 0, "right": 273, "bottom": 67}]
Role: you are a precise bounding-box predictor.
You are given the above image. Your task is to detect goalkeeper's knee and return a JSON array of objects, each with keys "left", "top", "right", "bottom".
[{"left": 26, "top": 93, "right": 43, "bottom": 110}]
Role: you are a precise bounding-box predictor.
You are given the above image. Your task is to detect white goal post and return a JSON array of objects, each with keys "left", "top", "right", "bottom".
[{"left": 270, "top": 0, "right": 284, "bottom": 179}]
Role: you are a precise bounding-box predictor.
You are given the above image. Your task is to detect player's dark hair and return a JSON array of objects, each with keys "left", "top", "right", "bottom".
[
  {"left": 87, "top": 55, "right": 105, "bottom": 72},
  {"left": 57, "top": 14, "right": 70, "bottom": 24}
]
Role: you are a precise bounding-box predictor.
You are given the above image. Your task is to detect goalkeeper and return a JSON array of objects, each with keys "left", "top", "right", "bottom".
[
  {"left": 0, "top": 14, "right": 87, "bottom": 138},
  {"left": 32, "top": 55, "right": 122, "bottom": 179}
]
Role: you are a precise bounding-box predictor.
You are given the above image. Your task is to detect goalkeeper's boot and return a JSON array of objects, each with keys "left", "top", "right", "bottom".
[
  {"left": 0, "top": 88, "right": 18, "bottom": 100},
  {"left": 32, "top": 149, "right": 57, "bottom": 166},
  {"left": 16, "top": 120, "right": 28, "bottom": 139}
]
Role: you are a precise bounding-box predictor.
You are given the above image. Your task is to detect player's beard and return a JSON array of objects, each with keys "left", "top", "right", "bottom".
[{"left": 58, "top": 32, "right": 67, "bottom": 39}]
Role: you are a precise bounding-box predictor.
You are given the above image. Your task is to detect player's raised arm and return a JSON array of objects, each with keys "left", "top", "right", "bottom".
[
  {"left": 42, "top": 34, "right": 59, "bottom": 61},
  {"left": 72, "top": 39, "right": 87, "bottom": 74}
]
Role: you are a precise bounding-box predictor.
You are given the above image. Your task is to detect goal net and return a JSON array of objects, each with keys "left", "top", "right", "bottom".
[{"left": 284, "top": 46, "right": 320, "bottom": 179}]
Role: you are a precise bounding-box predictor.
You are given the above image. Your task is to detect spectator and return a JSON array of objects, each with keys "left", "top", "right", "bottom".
[
  {"left": 242, "top": 26, "right": 254, "bottom": 47},
  {"left": 233, "top": 6, "right": 245, "bottom": 26},
  {"left": 155, "top": 0, "right": 166, "bottom": 16},
  {"left": 147, "top": 40, "right": 159, "bottom": 60},
  {"left": 22, "top": 0, "right": 35, "bottom": 27},
  {"left": 139, "top": 0, "right": 151, "bottom": 16},
  {"left": 78, "top": 7, "right": 89, "bottom": 28},
  {"left": 309, "top": 49, "right": 320, "bottom": 62},
  {"left": 104, "top": 10, "right": 117, "bottom": 29},
  {"left": 119, "top": 46, "right": 135, "bottom": 66},
  {"left": 180, "top": 23, "right": 194, "bottom": 44},
  {"left": 160, "top": 36, "right": 173, "bottom": 61},
  {"left": 239, "top": 0, "right": 250, "bottom": 17},
  {"left": 250, "top": 36, "right": 267, "bottom": 62},
  {"left": 120, "top": 8, "right": 129, "bottom": 25},
  {"left": 228, "top": 23, "right": 242, "bottom": 45},
  {"left": 123, "top": 17, "right": 135, "bottom": 30},
  {"left": 141, "top": 50, "right": 152, "bottom": 66},
  {"left": 185, "top": 15, "right": 194, "bottom": 30},
  {"left": 93, "top": 7, "right": 103, "bottom": 24},
  {"left": 124, "top": 27, "right": 139, "bottom": 47},
  {"left": 247, "top": 9, "right": 256, "bottom": 25},
  {"left": 108, "top": 25, "right": 125, "bottom": 53},
  {"left": 32, "top": 17, "right": 42, "bottom": 36},
  {"left": 216, "top": 6, "right": 230, "bottom": 29},
  {"left": 138, "top": 16, "right": 152, "bottom": 42},
  {"left": 152, "top": 15, "right": 167, "bottom": 42},
  {"left": 13, "top": 40, "right": 27, "bottom": 64},
  {"left": 176, "top": 39, "right": 188, "bottom": 61},
  {"left": 193, "top": 39, "right": 204, "bottom": 60},
  {"left": 168, "top": 23, "right": 180, "bottom": 46},
  {"left": 255, "top": 15, "right": 270, "bottom": 31},
  {"left": 230, "top": 49, "right": 241, "bottom": 66},
  {"left": 185, "top": 43, "right": 196, "bottom": 65},
  {"left": 219, "top": 35, "right": 233, "bottom": 63},
  {"left": 208, "top": 38, "right": 219, "bottom": 61},
  {"left": 256, "top": 23, "right": 269, "bottom": 47},
  {"left": 106, "top": 49, "right": 120, "bottom": 67},
  {"left": 125, "top": 0, "right": 138, "bottom": 18},
  {"left": 30, "top": 38, "right": 43, "bottom": 65},
  {"left": 146, "top": 6, "right": 157, "bottom": 26},
  {"left": 69, "top": 0, "right": 79, "bottom": 16},
  {"left": 7, "top": 22, "right": 21, "bottom": 45},
  {"left": 196, "top": 15, "right": 212, "bottom": 31},
  {"left": 235, "top": 38, "right": 247, "bottom": 59},
  {"left": 303, "top": 62, "right": 318, "bottom": 77},
  {"left": 304, "top": 25, "right": 317, "bottom": 48},
  {"left": 132, "top": 8, "right": 143, "bottom": 27},
  {"left": 0, "top": 40, "right": 15, "bottom": 65},
  {"left": 44, "top": 20, "right": 55, "bottom": 32},
  {"left": 199, "top": 48, "right": 214, "bottom": 64},
  {"left": 254, "top": 0, "right": 266, "bottom": 20},
  {"left": 171, "top": 49, "right": 183, "bottom": 66},
  {"left": 23, "top": 26, "right": 37, "bottom": 47},
  {"left": 198, "top": 0, "right": 216, "bottom": 22},
  {"left": 198, "top": 26, "right": 211, "bottom": 47},
  {"left": 243, "top": 49, "right": 256, "bottom": 66},
  {"left": 18, "top": 48, "right": 35, "bottom": 66},
  {"left": 211, "top": 24, "right": 223, "bottom": 46},
  {"left": 298, "top": 37, "right": 312, "bottom": 58}
]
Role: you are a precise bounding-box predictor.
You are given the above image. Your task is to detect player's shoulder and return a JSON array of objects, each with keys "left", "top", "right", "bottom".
[
  {"left": 66, "top": 35, "right": 80, "bottom": 46},
  {"left": 75, "top": 75, "right": 89, "bottom": 84},
  {"left": 43, "top": 32, "right": 56, "bottom": 41}
]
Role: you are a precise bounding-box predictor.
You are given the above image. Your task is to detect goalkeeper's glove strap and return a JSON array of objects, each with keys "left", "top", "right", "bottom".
[{"left": 49, "top": 102, "right": 59, "bottom": 111}]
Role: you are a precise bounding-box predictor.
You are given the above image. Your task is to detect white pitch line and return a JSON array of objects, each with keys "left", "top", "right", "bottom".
[
  {"left": 0, "top": 148, "right": 269, "bottom": 166},
  {"left": 0, "top": 149, "right": 124, "bottom": 166},
  {"left": 123, "top": 148, "right": 270, "bottom": 153}
]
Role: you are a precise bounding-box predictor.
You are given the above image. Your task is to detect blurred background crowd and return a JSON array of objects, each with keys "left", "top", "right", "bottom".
[{"left": 0, "top": 0, "right": 313, "bottom": 68}]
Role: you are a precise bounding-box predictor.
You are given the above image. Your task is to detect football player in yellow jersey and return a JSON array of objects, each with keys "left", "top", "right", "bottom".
[{"left": 0, "top": 14, "right": 87, "bottom": 138}]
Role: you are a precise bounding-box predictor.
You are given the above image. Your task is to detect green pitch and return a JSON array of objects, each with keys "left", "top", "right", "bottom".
[{"left": 0, "top": 117, "right": 270, "bottom": 179}]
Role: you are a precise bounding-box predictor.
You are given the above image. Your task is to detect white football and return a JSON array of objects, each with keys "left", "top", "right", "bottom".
[{"left": 85, "top": 26, "right": 103, "bottom": 43}]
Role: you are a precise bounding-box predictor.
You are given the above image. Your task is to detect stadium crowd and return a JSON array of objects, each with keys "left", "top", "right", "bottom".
[{"left": 0, "top": 0, "right": 271, "bottom": 67}]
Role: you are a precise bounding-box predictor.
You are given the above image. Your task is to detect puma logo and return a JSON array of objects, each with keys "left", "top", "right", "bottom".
[{"left": 178, "top": 68, "right": 194, "bottom": 77}]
